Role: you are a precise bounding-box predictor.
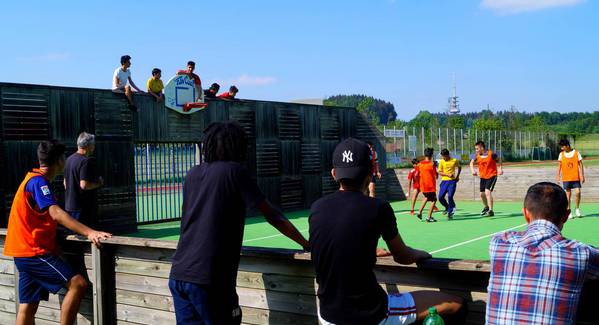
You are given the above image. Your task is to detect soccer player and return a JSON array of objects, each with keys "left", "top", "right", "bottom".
[
  {"left": 176, "top": 61, "right": 203, "bottom": 102},
  {"left": 112, "top": 55, "right": 144, "bottom": 111},
  {"left": 486, "top": 182, "right": 599, "bottom": 324},
  {"left": 416, "top": 148, "right": 438, "bottom": 222},
  {"left": 407, "top": 158, "right": 420, "bottom": 215},
  {"left": 310, "top": 138, "right": 465, "bottom": 325},
  {"left": 556, "top": 139, "right": 585, "bottom": 218},
  {"left": 366, "top": 141, "right": 382, "bottom": 198},
  {"left": 469, "top": 141, "right": 502, "bottom": 217},
  {"left": 146, "top": 68, "right": 165, "bottom": 102},
  {"left": 218, "top": 85, "right": 239, "bottom": 100},
  {"left": 169, "top": 121, "right": 309, "bottom": 324},
  {"left": 438, "top": 149, "right": 461, "bottom": 220},
  {"left": 3, "top": 140, "right": 111, "bottom": 325}
]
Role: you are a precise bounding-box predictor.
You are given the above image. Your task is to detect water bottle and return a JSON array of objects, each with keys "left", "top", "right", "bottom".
[{"left": 423, "top": 307, "right": 444, "bottom": 325}]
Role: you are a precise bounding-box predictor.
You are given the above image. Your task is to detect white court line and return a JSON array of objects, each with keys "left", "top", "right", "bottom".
[
  {"left": 429, "top": 223, "right": 527, "bottom": 254},
  {"left": 243, "top": 211, "right": 412, "bottom": 243}
]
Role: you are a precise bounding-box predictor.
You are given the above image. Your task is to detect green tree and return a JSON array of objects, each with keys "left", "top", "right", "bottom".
[
  {"left": 447, "top": 115, "right": 465, "bottom": 129},
  {"left": 472, "top": 117, "right": 502, "bottom": 130}
]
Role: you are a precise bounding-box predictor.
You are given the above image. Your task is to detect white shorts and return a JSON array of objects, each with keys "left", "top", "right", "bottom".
[{"left": 319, "top": 292, "right": 417, "bottom": 325}]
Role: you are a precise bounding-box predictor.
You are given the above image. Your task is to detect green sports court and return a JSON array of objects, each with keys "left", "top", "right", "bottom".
[{"left": 131, "top": 200, "right": 599, "bottom": 260}]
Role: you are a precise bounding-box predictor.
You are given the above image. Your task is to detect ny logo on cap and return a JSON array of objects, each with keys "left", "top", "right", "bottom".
[{"left": 342, "top": 150, "right": 353, "bottom": 163}]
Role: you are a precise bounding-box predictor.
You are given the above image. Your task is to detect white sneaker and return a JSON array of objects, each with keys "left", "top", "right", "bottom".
[
  {"left": 575, "top": 209, "right": 582, "bottom": 218},
  {"left": 568, "top": 212, "right": 574, "bottom": 219}
]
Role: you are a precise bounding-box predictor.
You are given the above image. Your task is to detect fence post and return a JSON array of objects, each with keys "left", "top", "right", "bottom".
[
  {"left": 403, "top": 127, "right": 407, "bottom": 157},
  {"left": 421, "top": 127, "right": 425, "bottom": 155},
  {"left": 92, "top": 244, "right": 116, "bottom": 325},
  {"left": 460, "top": 129, "right": 464, "bottom": 156}
]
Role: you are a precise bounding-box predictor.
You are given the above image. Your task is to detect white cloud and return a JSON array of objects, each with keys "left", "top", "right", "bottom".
[
  {"left": 228, "top": 74, "right": 277, "bottom": 87},
  {"left": 481, "top": 0, "right": 585, "bottom": 14},
  {"left": 17, "top": 52, "right": 71, "bottom": 62}
]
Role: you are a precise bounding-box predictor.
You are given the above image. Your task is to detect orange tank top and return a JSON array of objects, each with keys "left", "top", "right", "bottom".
[
  {"left": 3, "top": 170, "right": 57, "bottom": 257},
  {"left": 477, "top": 150, "right": 498, "bottom": 179},
  {"left": 561, "top": 150, "right": 580, "bottom": 182},
  {"left": 418, "top": 160, "right": 437, "bottom": 193}
]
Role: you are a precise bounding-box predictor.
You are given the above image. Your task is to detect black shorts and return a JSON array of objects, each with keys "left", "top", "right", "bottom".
[
  {"left": 423, "top": 192, "right": 437, "bottom": 201},
  {"left": 563, "top": 181, "right": 581, "bottom": 190},
  {"left": 370, "top": 174, "right": 377, "bottom": 184},
  {"left": 480, "top": 177, "right": 497, "bottom": 192}
]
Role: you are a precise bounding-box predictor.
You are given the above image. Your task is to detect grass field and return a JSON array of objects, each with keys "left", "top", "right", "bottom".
[{"left": 131, "top": 200, "right": 599, "bottom": 260}]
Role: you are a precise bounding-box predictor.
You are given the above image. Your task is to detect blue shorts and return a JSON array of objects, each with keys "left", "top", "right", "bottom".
[
  {"left": 14, "top": 254, "right": 76, "bottom": 303},
  {"left": 169, "top": 279, "right": 241, "bottom": 325},
  {"left": 563, "top": 181, "right": 581, "bottom": 190}
]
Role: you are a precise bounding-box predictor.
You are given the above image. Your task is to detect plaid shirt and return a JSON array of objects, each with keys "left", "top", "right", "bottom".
[{"left": 487, "top": 219, "right": 599, "bottom": 324}]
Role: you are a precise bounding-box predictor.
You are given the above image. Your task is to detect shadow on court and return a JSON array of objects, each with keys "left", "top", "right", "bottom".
[{"left": 131, "top": 226, "right": 181, "bottom": 239}]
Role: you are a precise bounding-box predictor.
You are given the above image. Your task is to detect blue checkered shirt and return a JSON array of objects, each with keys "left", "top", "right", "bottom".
[{"left": 486, "top": 219, "right": 599, "bottom": 324}]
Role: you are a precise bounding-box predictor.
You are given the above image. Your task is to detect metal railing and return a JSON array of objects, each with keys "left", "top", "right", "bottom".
[
  {"left": 134, "top": 143, "right": 198, "bottom": 224},
  {"left": 384, "top": 126, "right": 563, "bottom": 167}
]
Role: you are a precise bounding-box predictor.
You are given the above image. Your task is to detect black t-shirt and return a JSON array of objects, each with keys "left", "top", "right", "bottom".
[
  {"left": 64, "top": 153, "right": 99, "bottom": 224},
  {"left": 309, "top": 190, "right": 399, "bottom": 324},
  {"left": 170, "top": 161, "right": 265, "bottom": 294},
  {"left": 204, "top": 89, "right": 217, "bottom": 98}
]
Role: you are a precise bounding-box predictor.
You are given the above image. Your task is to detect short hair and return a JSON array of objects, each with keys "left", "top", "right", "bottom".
[
  {"left": 524, "top": 182, "right": 568, "bottom": 224},
  {"left": 152, "top": 68, "right": 161, "bottom": 76},
  {"left": 424, "top": 147, "right": 434, "bottom": 158},
  {"left": 120, "top": 55, "right": 131, "bottom": 65},
  {"left": 475, "top": 140, "right": 486, "bottom": 148},
  {"left": 559, "top": 139, "right": 570, "bottom": 147},
  {"left": 441, "top": 148, "right": 450, "bottom": 156},
  {"left": 365, "top": 140, "right": 374, "bottom": 146},
  {"left": 230, "top": 85, "right": 239, "bottom": 93},
  {"left": 37, "top": 140, "right": 66, "bottom": 167},
  {"left": 77, "top": 132, "right": 95, "bottom": 149},
  {"left": 411, "top": 158, "right": 419, "bottom": 165},
  {"left": 187, "top": 61, "right": 195, "bottom": 67},
  {"left": 202, "top": 121, "right": 247, "bottom": 163},
  {"left": 210, "top": 83, "right": 220, "bottom": 91}
]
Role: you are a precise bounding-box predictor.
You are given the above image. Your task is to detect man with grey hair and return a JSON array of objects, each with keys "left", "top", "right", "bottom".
[{"left": 61, "top": 132, "right": 104, "bottom": 275}]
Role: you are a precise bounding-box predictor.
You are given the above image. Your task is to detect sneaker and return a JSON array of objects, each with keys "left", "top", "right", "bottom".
[
  {"left": 410, "top": 210, "right": 415, "bottom": 215},
  {"left": 575, "top": 209, "right": 582, "bottom": 218},
  {"left": 442, "top": 210, "right": 448, "bottom": 215},
  {"left": 481, "top": 207, "right": 490, "bottom": 215},
  {"left": 426, "top": 217, "right": 437, "bottom": 222},
  {"left": 485, "top": 210, "right": 495, "bottom": 217},
  {"left": 568, "top": 212, "right": 574, "bottom": 219},
  {"left": 416, "top": 213, "right": 423, "bottom": 221},
  {"left": 433, "top": 206, "right": 440, "bottom": 212},
  {"left": 447, "top": 211, "right": 454, "bottom": 220}
]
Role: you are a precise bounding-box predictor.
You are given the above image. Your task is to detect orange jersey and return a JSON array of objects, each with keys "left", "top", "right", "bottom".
[
  {"left": 417, "top": 160, "right": 437, "bottom": 193},
  {"left": 4, "top": 170, "right": 58, "bottom": 257},
  {"left": 560, "top": 150, "right": 581, "bottom": 182},
  {"left": 477, "top": 150, "right": 498, "bottom": 179}
]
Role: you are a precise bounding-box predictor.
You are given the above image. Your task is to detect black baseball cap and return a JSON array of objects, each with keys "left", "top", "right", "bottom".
[{"left": 332, "top": 138, "right": 372, "bottom": 181}]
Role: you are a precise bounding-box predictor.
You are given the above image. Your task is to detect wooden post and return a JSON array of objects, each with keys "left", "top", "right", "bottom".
[{"left": 92, "top": 244, "right": 115, "bottom": 325}]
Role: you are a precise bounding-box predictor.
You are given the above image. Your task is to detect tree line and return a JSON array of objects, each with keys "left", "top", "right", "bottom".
[{"left": 325, "top": 95, "right": 599, "bottom": 135}]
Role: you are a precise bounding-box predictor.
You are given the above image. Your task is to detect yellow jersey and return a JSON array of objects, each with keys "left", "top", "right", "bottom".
[
  {"left": 438, "top": 158, "right": 460, "bottom": 181},
  {"left": 147, "top": 77, "right": 164, "bottom": 93}
]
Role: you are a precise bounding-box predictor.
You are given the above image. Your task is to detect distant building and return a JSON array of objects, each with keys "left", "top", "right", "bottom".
[{"left": 289, "top": 98, "right": 324, "bottom": 105}]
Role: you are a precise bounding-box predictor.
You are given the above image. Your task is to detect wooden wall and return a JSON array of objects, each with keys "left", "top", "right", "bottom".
[
  {"left": 395, "top": 165, "right": 599, "bottom": 202},
  {"left": 1, "top": 232, "right": 597, "bottom": 324},
  {"left": 1, "top": 82, "right": 405, "bottom": 232}
]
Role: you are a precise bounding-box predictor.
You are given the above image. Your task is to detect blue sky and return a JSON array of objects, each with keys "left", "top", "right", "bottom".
[{"left": 0, "top": 0, "right": 597, "bottom": 119}]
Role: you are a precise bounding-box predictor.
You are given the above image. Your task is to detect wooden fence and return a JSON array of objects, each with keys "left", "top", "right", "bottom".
[{"left": 0, "top": 230, "right": 597, "bottom": 324}]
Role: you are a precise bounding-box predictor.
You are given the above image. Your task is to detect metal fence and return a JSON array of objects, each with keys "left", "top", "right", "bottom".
[
  {"left": 384, "top": 126, "right": 562, "bottom": 167},
  {"left": 134, "top": 143, "right": 199, "bottom": 223}
]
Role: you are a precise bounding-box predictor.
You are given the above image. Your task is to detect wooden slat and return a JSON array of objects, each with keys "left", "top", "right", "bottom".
[{"left": 0, "top": 310, "right": 16, "bottom": 324}]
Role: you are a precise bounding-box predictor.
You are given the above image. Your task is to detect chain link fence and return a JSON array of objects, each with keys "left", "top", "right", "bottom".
[{"left": 384, "top": 126, "right": 565, "bottom": 168}]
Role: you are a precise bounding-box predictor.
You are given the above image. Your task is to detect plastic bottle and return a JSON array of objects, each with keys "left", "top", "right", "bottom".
[{"left": 423, "top": 307, "right": 444, "bottom": 325}]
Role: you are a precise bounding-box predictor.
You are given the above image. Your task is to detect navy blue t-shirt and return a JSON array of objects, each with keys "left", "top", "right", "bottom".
[
  {"left": 309, "top": 190, "right": 399, "bottom": 325},
  {"left": 170, "top": 161, "right": 265, "bottom": 293}
]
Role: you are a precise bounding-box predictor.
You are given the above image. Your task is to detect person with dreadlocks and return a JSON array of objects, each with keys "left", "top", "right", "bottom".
[{"left": 168, "top": 121, "right": 309, "bottom": 325}]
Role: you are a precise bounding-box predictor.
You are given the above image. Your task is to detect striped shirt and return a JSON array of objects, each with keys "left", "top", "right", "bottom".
[{"left": 487, "top": 219, "right": 599, "bottom": 324}]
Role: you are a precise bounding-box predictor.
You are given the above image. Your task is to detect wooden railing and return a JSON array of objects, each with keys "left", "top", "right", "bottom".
[{"left": 0, "top": 231, "right": 597, "bottom": 324}]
